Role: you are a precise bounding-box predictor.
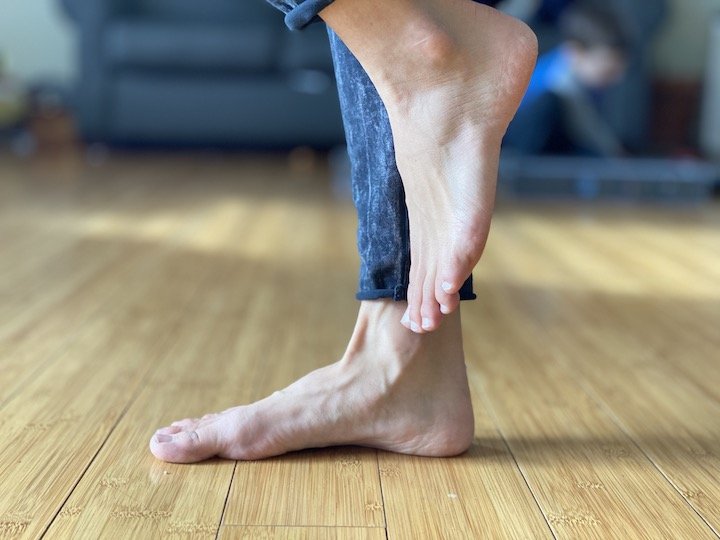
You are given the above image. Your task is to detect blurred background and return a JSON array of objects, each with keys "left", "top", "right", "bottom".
[{"left": 0, "top": 0, "right": 719, "bottom": 200}]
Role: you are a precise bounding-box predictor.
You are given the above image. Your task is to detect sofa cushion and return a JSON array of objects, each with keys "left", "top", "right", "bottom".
[
  {"left": 123, "top": 0, "right": 276, "bottom": 23},
  {"left": 105, "top": 21, "right": 277, "bottom": 72}
]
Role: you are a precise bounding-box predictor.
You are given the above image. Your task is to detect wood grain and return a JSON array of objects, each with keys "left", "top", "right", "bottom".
[{"left": 0, "top": 153, "right": 718, "bottom": 539}]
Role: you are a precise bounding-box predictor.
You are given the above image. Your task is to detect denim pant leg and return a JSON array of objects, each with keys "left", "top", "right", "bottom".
[
  {"left": 266, "top": 0, "right": 503, "bottom": 30},
  {"left": 326, "top": 30, "right": 477, "bottom": 302},
  {"left": 263, "top": 0, "right": 506, "bottom": 301},
  {"left": 265, "top": 0, "right": 335, "bottom": 30}
]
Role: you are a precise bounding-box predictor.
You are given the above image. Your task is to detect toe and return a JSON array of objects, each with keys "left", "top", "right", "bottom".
[
  {"left": 438, "top": 290, "right": 460, "bottom": 315},
  {"left": 406, "top": 267, "right": 426, "bottom": 334},
  {"left": 408, "top": 298, "right": 425, "bottom": 334},
  {"left": 150, "top": 422, "right": 222, "bottom": 464},
  {"left": 436, "top": 277, "right": 461, "bottom": 314},
  {"left": 170, "top": 418, "right": 197, "bottom": 429},
  {"left": 420, "top": 278, "right": 442, "bottom": 332},
  {"left": 439, "top": 252, "right": 474, "bottom": 297},
  {"left": 400, "top": 306, "right": 411, "bottom": 330},
  {"left": 438, "top": 275, "right": 463, "bottom": 296}
]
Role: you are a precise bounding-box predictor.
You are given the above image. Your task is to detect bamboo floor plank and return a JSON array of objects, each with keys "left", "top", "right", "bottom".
[
  {"left": 512, "top": 212, "right": 720, "bottom": 387},
  {"left": 462, "top": 297, "right": 716, "bottom": 539},
  {"left": 218, "top": 526, "right": 386, "bottom": 539},
  {"left": 498, "top": 214, "right": 720, "bottom": 535},
  {"left": 225, "top": 447, "right": 384, "bottom": 528},
  {"left": 378, "top": 437, "right": 552, "bottom": 539},
  {"left": 0, "top": 206, "right": 240, "bottom": 538},
  {"left": 0, "top": 200, "right": 218, "bottom": 405},
  {"left": 456, "top": 222, "right": 715, "bottom": 538},
  {"left": 2, "top": 154, "right": 719, "bottom": 539},
  {"left": 48, "top": 187, "right": 381, "bottom": 537},
  {"left": 220, "top": 199, "right": 383, "bottom": 529},
  {"left": 459, "top": 212, "right": 719, "bottom": 539}
]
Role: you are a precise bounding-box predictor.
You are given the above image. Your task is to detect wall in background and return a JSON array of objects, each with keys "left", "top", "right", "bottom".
[
  {"left": 1, "top": 0, "right": 719, "bottom": 86},
  {"left": 653, "top": 0, "right": 720, "bottom": 80},
  {"left": 0, "top": 0, "right": 75, "bottom": 85}
]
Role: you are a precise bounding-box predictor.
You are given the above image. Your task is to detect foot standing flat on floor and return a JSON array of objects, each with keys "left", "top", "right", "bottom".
[{"left": 150, "top": 300, "right": 474, "bottom": 463}]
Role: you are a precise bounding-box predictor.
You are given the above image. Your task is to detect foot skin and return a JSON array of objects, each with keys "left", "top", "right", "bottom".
[
  {"left": 320, "top": 0, "right": 538, "bottom": 333},
  {"left": 149, "top": 300, "right": 474, "bottom": 463}
]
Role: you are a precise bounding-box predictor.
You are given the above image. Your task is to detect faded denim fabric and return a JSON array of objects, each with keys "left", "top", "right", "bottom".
[
  {"left": 266, "top": 0, "right": 502, "bottom": 31},
  {"left": 264, "top": 0, "right": 334, "bottom": 30},
  {"left": 264, "top": 0, "right": 481, "bottom": 301}
]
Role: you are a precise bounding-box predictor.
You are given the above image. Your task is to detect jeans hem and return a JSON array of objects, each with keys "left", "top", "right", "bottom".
[
  {"left": 284, "top": 0, "right": 334, "bottom": 30},
  {"left": 356, "top": 277, "right": 477, "bottom": 302}
]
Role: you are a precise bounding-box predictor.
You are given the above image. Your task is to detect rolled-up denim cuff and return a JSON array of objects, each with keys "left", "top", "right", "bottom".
[
  {"left": 355, "top": 274, "right": 477, "bottom": 302},
  {"left": 268, "top": 0, "right": 335, "bottom": 30},
  {"left": 277, "top": 0, "right": 502, "bottom": 29}
]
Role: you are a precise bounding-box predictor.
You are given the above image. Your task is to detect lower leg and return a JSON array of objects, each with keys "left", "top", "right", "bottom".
[
  {"left": 150, "top": 300, "right": 474, "bottom": 462},
  {"left": 326, "top": 27, "right": 476, "bottom": 314},
  {"left": 319, "top": 0, "right": 537, "bottom": 333}
]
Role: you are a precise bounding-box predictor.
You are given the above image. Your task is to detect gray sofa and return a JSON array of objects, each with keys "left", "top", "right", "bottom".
[{"left": 60, "top": 0, "right": 345, "bottom": 148}]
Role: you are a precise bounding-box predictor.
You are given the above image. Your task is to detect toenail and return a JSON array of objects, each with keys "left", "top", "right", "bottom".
[
  {"left": 410, "top": 321, "right": 422, "bottom": 333},
  {"left": 422, "top": 317, "right": 432, "bottom": 329},
  {"left": 440, "top": 304, "right": 450, "bottom": 314},
  {"left": 401, "top": 309, "right": 410, "bottom": 325},
  {"left": 155, "top": 433, "right": 173, "bottom": 443},
  {"left": 441, "top": 281, "right": 453, "bottom": 292}
]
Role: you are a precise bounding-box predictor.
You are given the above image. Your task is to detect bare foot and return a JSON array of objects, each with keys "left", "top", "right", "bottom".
[
  {"left": 149, "top": 300, "right": 474, "bottom": 463},
  {"left": 320, "top": 0, "right": 537, "bottom": 333}
]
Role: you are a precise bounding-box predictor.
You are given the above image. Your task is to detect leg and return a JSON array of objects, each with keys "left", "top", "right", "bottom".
[
  {"left": 148, "top": 0, "right": 536, "bottom": 462},
  {"left": 326, "top": 27, "right": 476, "bottom": 327},
  {"left": 266, "top": 0, "right": 535, "bottom": 332},
  {"left": 149, "top": 3, "right": 482, "bottom": 463},
  {"left": 317, "top": 0, "right": 537, "bottom": 332},
  {"left": 150, "top": 301, "right": 474, "bottom": 462}
]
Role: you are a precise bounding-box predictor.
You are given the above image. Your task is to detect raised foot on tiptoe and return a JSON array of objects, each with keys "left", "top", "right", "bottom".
[
  {"left": 364, "top": 0, "right": 538, "bottom": 334},
  {"left": 149, "top": 300, "right": 474, "bottom": 463}
]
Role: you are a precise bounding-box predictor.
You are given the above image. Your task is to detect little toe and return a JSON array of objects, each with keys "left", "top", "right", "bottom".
[
  {"left": 405, "top": 279, "right": 423, "bottom": 333},
  {"left": 408, "top": 298, "right": 425, "bottom": 334},
  {"left": 400, "top": 306, "right": 411, "bottom": 330},
  {"left": 420, "top": 280, "right": 442, "bottom": 331}
]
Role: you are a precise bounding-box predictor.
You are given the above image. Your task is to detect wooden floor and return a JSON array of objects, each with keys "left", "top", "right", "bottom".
[{"left": 1, "top": 151, "right": 719, "bottom": 539}]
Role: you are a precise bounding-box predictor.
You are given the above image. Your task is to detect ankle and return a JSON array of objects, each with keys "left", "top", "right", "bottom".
[
  {"left": 374, "top": 21, "right": 467, "bottom": 98},
  {"left": 340, "top": 300, "right": 465, "bottom": 376}
]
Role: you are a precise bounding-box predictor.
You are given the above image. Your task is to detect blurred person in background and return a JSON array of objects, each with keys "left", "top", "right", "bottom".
[{"left": 503, "top": 3, "right": 630, "bottom": 156}]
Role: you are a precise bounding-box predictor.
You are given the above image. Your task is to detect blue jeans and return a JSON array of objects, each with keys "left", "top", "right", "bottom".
[{"left": 265, "top": 0, "right": 499, "bottom": 302}]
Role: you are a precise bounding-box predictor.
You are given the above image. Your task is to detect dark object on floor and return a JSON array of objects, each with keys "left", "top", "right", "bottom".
[
  {"left": 499, "top": 156, "right": 719, "bottom": 201},
  {"left": 59, "top": 0, "right": 345, "bottom": 148}
]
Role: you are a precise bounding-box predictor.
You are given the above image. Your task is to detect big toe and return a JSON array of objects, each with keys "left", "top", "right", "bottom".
[
  {"left": 150, "top": 423, "right": 222, "bottom": 463},
  {"left": 438, "top": 250, "right": 478, "bottom": 300}
]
